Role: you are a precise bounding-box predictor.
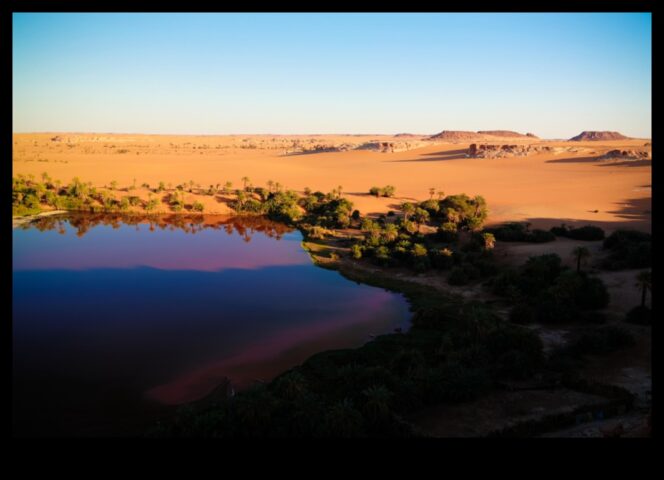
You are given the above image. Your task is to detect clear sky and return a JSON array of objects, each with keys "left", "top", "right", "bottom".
[{"left": 12, "top": 13, "right": 652, "bottom": 138}]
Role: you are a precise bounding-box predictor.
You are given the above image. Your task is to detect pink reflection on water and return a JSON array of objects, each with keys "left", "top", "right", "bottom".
[
  {"left": 145, "top": 292, "right": 398, "bottom": 405},
  {"left": 15, "top": 215, "right": 309, "bottom": 272}
]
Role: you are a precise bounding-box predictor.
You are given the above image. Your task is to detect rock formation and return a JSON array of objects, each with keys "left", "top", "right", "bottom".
[
  {"left": 467, "top": 143, "right": 553, "bottom": 158},
  {"left": 569, "top": 131, "right": 630, "bottom": 141}
]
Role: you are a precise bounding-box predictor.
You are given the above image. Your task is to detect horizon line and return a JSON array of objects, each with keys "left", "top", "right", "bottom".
[{"left": 12, "top": 130, "right": 651, "bottom": 140}]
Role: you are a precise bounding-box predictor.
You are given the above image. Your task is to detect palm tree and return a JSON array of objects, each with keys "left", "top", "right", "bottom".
[
  {"left": 429, "top": 187, "right": 436, "bottom": 200},
  {"left": 572, "top": 246, "right": 591, "bottom": 273},
  {"left": 437, "top": 191, "right": 445, "bottom": 200},
  {"left": 337, "top": 185, "right": 343, "bottom": 198},
  {"left": 482, "top": 232, "right": 496, "bottom": 251},
  {"left": 636, "top": 270, "right": 651, "bottom": 308},
  {"left": 267, "top": 180, "right": 274, "bottom": 192},
  {"left": 241, "top": 176, "right": 250, "bottom": 191},
  {"left": 401, "top": 202, "right": 415, "bottom": 221},
  {"left": 362, "top": 385, "right": 392, "bottom": 420},
  {"left": 224, "top": 181, "right": 233, "bottom": 193}
]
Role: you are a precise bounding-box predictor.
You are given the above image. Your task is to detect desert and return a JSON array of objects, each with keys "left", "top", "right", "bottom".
[{"left": 12, "top": 12, "right": 652, "bottom": 439}]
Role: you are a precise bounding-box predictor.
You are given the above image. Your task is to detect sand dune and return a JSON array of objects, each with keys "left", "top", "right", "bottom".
[{"left": 12, "top": 133, "right": 651, "bottom": 232}]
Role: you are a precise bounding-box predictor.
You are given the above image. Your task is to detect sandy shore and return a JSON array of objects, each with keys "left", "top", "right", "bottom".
[{"left": 12, "top": 210, "right": 69, "bottom": 228}]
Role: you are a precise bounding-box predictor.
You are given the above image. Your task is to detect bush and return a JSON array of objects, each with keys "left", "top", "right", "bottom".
[
  {"left": 567, "top": 226, "right": 605, "bottom": 241},
  {"left": 192, "top": 201, "right": 205, "bottom": 212},
  {"left": 369, "top": 185, "right": 396, "bottom": 198},
  {"left": 350, "top": 244, "right": 363, "bottom": 259},
  {"left": 437, "top": 222, "right": 458, "bottom": 243},
  {"left": 550, "top": 224, "right": 605, "bottom": 241},
  {"left": 601, "top": 229, "right": 651, "bottom": 270},
  {"left": 529, "top": 229, "right": 556, "bottom": 243},
  {"left": 431, "top": 248, "right": 455, "bottom": 270},
  {"left": 517, "top": 254, "right": 563, "bottom": 297},
  {"left": 487, "top": 223, "right": 555, "bottom": 243},
  {"left": 438, "top": 194, "right": 488, "bottom": 231},
  {"left": 485, "top": 326, "right": 544, "bottom": 379},
  {"left": 574, "top": 275, "right": 610, "bottom": 310}
]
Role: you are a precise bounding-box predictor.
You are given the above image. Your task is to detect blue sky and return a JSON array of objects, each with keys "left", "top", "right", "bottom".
[{"left": 12, "top": 13, "right": 651, "bottom": 138}]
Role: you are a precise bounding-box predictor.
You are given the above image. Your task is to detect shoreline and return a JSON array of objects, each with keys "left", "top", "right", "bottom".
[{"left": 12, "top": 210, "right": 69, "bottom": 228}]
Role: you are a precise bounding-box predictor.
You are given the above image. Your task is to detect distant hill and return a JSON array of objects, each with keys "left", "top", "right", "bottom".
[
  {"left": 569, "top": 131, "right": 630, "bottom": 141},
  {"left": 477, "top": 130, "right": 537, "bottom": 138},
  {"left": 429, "top": 130, "right": 537, "bottom": 141},
  {"left": 428, "top": 130, "right": 484, "bottom": 140}
]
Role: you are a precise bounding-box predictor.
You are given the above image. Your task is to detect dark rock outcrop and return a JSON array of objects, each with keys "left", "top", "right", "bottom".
[{"left": 468, "top": 143, "right": 553, "bottom": 158}]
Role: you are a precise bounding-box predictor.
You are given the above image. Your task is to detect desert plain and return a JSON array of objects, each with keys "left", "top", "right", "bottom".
[{"left": 12, "top": 131, "right": 651, "bottom": 234}]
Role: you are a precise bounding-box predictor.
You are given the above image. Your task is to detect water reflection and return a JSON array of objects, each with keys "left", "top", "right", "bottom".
[
  {"left": 22, "top": 212, "right": 293, "bottom": 240},
  {"left": 14, "top": 214, "right": 308, "bottom": 272},
  {"left": 13, "top": 214, "right": 411, "bottom": 436}
]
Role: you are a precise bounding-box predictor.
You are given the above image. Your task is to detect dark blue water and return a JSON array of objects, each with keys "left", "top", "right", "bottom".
[{"left": 12, "top": 214, "right": 411, "bottom": 436}]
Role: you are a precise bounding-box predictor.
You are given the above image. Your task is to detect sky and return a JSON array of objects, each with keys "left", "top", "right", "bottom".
[{"left": 12, "top": 13, "right": 652, "bottom": 138}]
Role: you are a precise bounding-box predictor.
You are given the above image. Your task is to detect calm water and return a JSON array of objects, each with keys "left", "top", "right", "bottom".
[{"left": 13, "top": 213, "right": 411, "bottom": 436}]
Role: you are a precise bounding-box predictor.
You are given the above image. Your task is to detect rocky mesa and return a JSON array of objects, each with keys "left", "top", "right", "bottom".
[{"left": 569, "top": 131, "right": 630, "bottom": 141}]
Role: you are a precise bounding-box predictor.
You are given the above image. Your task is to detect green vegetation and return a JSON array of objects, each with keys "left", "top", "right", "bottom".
[
  {"left": 550, "top": 224, "right": 605, "bottom": 241},
  {"left": 490, "top": 254, "right": 610, "bottom": 324},
  {"left": 150, "top": 293, "right": 545, "bottom": 437},
  {"left": 625, "top": 270, "right": 652, "bottom": 325},
  {"left": 169, "top": 191, "right": 186, "bottom": 212},
  {"left": 369, "top": 185, "right": 396, "bottom": 197},
  {"left": 601, "top": 229, "right": 651, "bottom": 270},
  {"left": 14, "top": 174, "right": 640, "bottom": 438},
  {"left": 486, "top": 222, "right": 555, "bottom": 243},
  {"left": 343, "top": 192, "right": 492, "bottom": 280}
]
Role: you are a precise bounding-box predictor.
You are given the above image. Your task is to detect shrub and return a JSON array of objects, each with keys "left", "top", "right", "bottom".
[
  {"left": 487, "top": 222, "right": 555, "bottom": 243},
  {"left": 438, "top": 194, "right": 488, "bottom": 231},
  {"left": 567, "top": 226, "right": 605, "bottom": 241},
  {"left": 145, "top": 198, "right": 159, "bottom": 211},
  {"left": 529, "top": 229, "right": 556, "bottom": 243},
  {"left": 192, "top": 201, "right": 205, "bottom": 212},
  {"left": 431, "top": 248, "right": 455, "bottom": 270},
  {"left": 485, "top": 326, "right": 544, "bottom": 379},
  {"left": 517, "top": 254, "right": 563, "bottom": 297},
  {"left": 350, "top": 244, "right": 363, "bottom": 259},
  {"left": 369, "top": 185, "right": 396, "bottom": 197},
  {"left": 574, "top": 275, "right": 610, "bottom": 310},
  {"left": 601, "top": 229, "right": 651, "bottom": 270},
  {"left": 437, "top": 222, "right": 458, "bottom": 243}
]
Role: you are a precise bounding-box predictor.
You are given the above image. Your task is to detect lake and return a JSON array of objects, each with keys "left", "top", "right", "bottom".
[{"left": 12, "top": 213, "right": 411, "bottom": 436}]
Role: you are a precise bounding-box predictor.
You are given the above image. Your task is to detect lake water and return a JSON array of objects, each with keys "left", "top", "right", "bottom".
[{"left": 12, "top": 213, "right": 411, "bottom": 436}]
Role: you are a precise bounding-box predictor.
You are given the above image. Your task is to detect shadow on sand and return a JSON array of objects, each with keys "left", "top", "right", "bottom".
[
  {"left": 508, "top": 197, "right": 652, "bottom": 233},
  {"left": 546, "top": 156, "right": 652, "bottom": 168}
]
